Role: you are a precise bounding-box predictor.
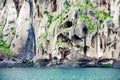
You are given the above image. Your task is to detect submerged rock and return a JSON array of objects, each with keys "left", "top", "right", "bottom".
[{"left": 113, "top": 60, "right": 120, "bottom": 68}]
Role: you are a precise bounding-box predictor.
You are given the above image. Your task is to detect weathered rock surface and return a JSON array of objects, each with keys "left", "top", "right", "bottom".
[
  {"left": 34, "top": 59, "right": 51, "bottom": 68},
  {"left": 0, "top": 51, "right": 9, "bottom": 61},
  {"left": 0, "top": 53, "right": 117, "bottom": 68},
  {"left": 0, "top": 0, "right": 120, "bottom": 68}
]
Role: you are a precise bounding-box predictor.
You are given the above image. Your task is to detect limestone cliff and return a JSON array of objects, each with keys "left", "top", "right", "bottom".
[{"left": 0, "top": 0, "right": 120, "bottom": 62}]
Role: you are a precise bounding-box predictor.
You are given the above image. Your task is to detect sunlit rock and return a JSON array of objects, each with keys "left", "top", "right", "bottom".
[{"left": 10, "top": 0, "right": 30, "bottom": 54}]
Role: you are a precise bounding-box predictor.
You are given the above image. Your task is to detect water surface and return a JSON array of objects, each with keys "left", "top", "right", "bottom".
[{"left": 0, "top": 68, "right": 120, "bottom": 80}]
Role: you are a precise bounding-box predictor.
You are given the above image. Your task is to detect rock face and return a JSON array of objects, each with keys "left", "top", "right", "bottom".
[
  {"left": 10, "top": 0, "right": 30, "bottom": 55},
  {"left": 113, "top": 60, "right": 120, "bottom": 68},
  {"left": 0, "top": 0, "right": 120, "bottom": 65},
  {"left": 0, "top": 51, "right": 8, "bottom": 61}
]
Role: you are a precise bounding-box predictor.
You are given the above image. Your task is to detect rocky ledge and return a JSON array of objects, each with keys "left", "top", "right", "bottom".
[
  {"left": 46, "top": 57, "right": 116, "bottom": 68},
  {"left": 0, "top": 48, "right": 120, "bottom": 68},
  {"left": 0, "top": 56, "right": 120, "bottom": 68}
]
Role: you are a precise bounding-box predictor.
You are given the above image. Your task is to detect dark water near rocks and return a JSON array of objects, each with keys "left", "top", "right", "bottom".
[{"left": 0, "top": 68, "right": 120, "bottom": 80}]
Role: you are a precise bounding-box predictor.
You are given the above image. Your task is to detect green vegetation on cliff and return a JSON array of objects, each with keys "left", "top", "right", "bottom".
[
  {"left": 49, "top": 3, "right": 113, "bottom": 34},
  {"left": 44, "top": 11, "right": 53, "bottom": 28},
  {"left": 56, "top": 41, "right": 67, "bottom": 46},
  {"left": 0, "top": 38, "right": 14, "bottom": 57},
  {"left": 74, "top": 3, "right": 112, "bottom": 33},
  {"left": 0, "top": 26, "right": 14, "bottom": 57}
]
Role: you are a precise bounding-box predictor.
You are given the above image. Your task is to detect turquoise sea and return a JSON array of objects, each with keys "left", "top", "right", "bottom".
[{"left": 0, "top": 68, "right": 120, "bottom": 80}]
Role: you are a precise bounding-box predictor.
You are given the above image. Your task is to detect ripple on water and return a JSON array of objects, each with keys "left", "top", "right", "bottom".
[{"left": 0, "top": 68, "right": 120, "bottom": 80}]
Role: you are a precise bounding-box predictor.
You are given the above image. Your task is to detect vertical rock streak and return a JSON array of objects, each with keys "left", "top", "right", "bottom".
[{"left": 24, "top": 0, "right": 36, "bottom": 60}]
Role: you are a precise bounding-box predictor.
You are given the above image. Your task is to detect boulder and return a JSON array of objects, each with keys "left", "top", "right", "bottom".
[
  {"left": 34, "top": 59, "right": 51, "bottom": 68},
  {"left": 97, "top": 58, "right": 114, "bottom": 67},
  {"left": 113, "top": 60, "right": 120, "bottom": 68}
]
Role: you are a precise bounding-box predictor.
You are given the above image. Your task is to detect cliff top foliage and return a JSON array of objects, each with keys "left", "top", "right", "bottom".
[{"left": 74, "top": 3, "right": 112, "bottom": 33}]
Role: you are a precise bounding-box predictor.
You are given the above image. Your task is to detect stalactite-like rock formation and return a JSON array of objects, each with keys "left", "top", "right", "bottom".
[{"left": 0, "top": 0, "right": 120, "bottom": 62}]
